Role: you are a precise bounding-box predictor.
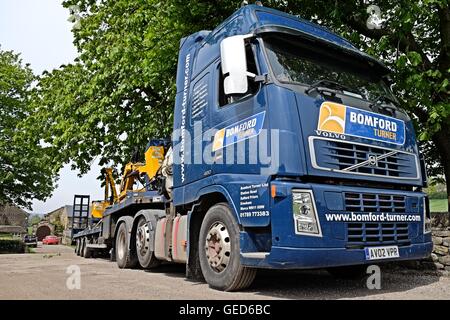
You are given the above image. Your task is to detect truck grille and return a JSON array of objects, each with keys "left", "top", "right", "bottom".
[
  {"left": 311, "top": 137, "right": 419, "bottom": 179},
  {"left": 345, "top": 192, "right": 406, "bottom": 213},
  {"left": 347, "top": 222, "right": 410, "bottom": 247}
]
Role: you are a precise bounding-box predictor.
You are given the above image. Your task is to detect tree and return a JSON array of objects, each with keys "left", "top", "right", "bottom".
[
  {"left": 0, "top": 48, "right": 57, "bottom": 209},
  {"left": 26, "top": 0, "right": 239, "bottom": 175},
  {"left": 28, "top": 214, "right": 42, "bottom": 226},
  {"left": 28, "top": 0, "right": 449, "bottom": 210}
]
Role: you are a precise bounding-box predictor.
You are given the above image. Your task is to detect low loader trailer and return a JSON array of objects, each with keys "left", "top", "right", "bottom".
[{"left": 73, "top": 3, "right": 433, "bottom": 291}]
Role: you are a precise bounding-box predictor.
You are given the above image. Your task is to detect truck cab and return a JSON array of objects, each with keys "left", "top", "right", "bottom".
[{"left": 170, "top": 4, "right": 432, "bottom": 289}]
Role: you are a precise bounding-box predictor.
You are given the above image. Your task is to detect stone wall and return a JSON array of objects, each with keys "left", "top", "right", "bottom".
[{"left": 429, "top": 213, "right": 450, "bottom": 271}]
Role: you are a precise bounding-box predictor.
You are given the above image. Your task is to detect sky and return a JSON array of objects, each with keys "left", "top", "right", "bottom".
[{"left": 0, "top": 0, "right": 103, "bottom": 214}]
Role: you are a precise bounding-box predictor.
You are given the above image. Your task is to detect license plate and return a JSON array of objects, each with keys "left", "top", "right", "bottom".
[{"left": 364, "top": 246, "right": 399, "bottom": 260}]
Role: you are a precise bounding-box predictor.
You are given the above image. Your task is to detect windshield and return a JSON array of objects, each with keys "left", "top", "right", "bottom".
[{"left": 263, "top": 34, "right": 395, "bottom": 102}]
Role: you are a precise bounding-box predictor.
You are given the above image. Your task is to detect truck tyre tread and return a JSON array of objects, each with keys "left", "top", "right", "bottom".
[
  {"left": 199, "top": 203, "right": 256, "bottom": 291},
  {"left": 75, "top": 239, "right": 81, "bottom": 256},
  {"left": 228, "top": 266, "right": 256, "bottom": 292},
  {"left": 82, "top": 238, "right": 92, "bottom": 258},
  {"left": 80, "top": 238, "right": 86, "bottom": 257},
  {"left": 115, "top": 222, "right": 138, "bottom": 269}
]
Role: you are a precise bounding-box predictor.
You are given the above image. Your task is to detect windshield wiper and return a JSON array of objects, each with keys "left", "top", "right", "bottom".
[{"left": 305, "top": 79, "right": 363, "bottom": 97}]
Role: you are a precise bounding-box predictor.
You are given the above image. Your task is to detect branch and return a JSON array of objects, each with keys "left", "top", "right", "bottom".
[
  {"left": 412, "top": 105, "right": 429, "bottom": 124},
  {"left": 344, "top": 13, "right": 433, "bottom": 69},
  {"left": 438, "top": 5, "right": 450, "bottom": 73}
]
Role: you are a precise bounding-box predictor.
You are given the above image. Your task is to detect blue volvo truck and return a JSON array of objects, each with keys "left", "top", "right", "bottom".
[{"left": 74, "top": 4, "right": 433, "bottom": 291}]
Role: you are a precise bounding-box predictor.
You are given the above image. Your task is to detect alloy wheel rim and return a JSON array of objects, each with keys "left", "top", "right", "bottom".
[
  {"left": 204, "top": 222, "right": 231, "bottom": 273},
  {"left": 136, "top": 222, "right": 150, "bottom": 257}
]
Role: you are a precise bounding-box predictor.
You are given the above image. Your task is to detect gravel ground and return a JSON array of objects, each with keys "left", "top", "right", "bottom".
[{"left": 0, "top": 244, "right": 449, "bottom": 300}]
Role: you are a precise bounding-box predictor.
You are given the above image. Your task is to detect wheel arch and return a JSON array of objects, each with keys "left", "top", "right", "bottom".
[
  {"left": 185, "top": 187, "right": 238, "bottom": 281},
  {"left": 131, "top": 209, "right": 166, "bottom": 235},
  {"left": 194, "top": 185, "right": 240, "bottom": 224},
  {"left": 130, "top": 209, "right": 166, "bottom": 253}
]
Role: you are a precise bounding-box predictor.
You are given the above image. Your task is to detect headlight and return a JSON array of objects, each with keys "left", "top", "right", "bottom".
[
  {"left": 423, "top": 196, "right": 431, "bottom": 234},
  {"left": 292, "top": 190, "right": 322, "bottom": 236}
]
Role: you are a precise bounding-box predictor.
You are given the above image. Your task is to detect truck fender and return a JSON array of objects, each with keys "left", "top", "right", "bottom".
[
  {"left": 185, "top": 187, "right": 240, "bottom": 281},
  {"left": 195, "top": 185, "right": 241, "bottom": 225},
  {"left": 132, "top": 209, "right": 166, "bottom": 251}
]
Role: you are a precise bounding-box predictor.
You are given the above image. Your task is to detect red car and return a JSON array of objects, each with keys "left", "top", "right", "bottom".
[{"left": 42, "top": 235, "right": 59, "bottom": 245}]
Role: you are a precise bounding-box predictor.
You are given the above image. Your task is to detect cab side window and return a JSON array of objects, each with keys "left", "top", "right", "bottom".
[{"left": 218, "top": 43, "right": 259, "bottom": 107}]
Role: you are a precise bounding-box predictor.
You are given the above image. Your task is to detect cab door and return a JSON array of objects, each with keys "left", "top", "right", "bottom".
[{"left": 209, "top": 41, "right": 268, "bottom": 177}]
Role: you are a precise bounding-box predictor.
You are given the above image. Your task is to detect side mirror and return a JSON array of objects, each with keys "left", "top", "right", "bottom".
[{"left": 220, "top": 34, "right": 253, "bottom": 95}]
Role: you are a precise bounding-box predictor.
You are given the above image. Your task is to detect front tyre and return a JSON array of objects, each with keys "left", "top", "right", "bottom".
[
  {"left": 198, "top": 203, "right": 256, "bottom": 291},
  {"left": 135, "top": 216, "right": 160, "bottom": 269}
]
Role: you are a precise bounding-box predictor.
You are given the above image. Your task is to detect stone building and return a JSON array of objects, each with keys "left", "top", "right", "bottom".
[
  {"left": 0, "top": 204, "right": 28, "bottom": 229},
  {"left": 44, "top": 205, "right": 89, "bottom": 244},
  {"left": 44, "top": 205, "right": 73, "bottom": 233}
]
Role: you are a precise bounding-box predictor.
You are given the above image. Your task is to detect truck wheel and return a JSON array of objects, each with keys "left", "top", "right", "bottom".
[
  {"left": 199, "top": 203, "right": 256, "bottom": 291},
  {"left": 135, "top": 216, "right": 160, "bottom": 269},
  {"left": 327, "top": 265, "right": 367, "bottom": 279},
  {"left": 115, "top": 222, "right": 138, "bottom": 269},
  {"left": 82, "top": 238, "right": 92, "bottom": 258},
  {"left": 80, "top": 238, "right": 86, "bottom": 257},
  {"left": 75, "top": 239, "right": 81, "bottom": 256}
]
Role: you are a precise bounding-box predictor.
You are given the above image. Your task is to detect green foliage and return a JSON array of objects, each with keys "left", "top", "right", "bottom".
[
  {"left": 430, "top": 198, "right": 449, "bottom": 212},
  {"left": 426, "top": 180, "right": 447, "bottom": 199},
  {"left": 0, "top": 48, "right": 57, "bottom": 209},
  {"left": 53, "top": 219, "right": 64, "bottom": 235},
  {"left": 28, "top": 214, "right": 42, "bottom": 226},
  {"left": 429, "top": 191, "right": 448, "bottom": 199},
  {"left": 0, "top": 239, "right": 25, "bottom": 254},
  {"left": 26, "top": 0, "right": 240, "bottom": 174}
]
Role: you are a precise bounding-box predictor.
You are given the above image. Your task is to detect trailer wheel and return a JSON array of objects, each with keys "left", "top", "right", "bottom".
[
  {"left": 82, "top": 238, "right": 92, "bottom": 258},
  {"left": 80, "top": 238, "right": 86, "bottom": 257},
  {"left": 327, "top": 265, "right": 367, "bottom": 279},
  {"left": 75, "top": 239, "right": 81, "bottom": 256},
  {"left": 115, "top": 222, "right": 138, "bottom": 269},
  {"left": 135, "top": 216, "right": 160, "bottom": 269},
  {"left": 198, "top": 203, "right": 256, "bottom": 291}
]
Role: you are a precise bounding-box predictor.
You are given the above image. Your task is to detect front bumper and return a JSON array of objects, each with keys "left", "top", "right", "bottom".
[{"left": 241, "top": 242, "right": 433, "bottom": 269}]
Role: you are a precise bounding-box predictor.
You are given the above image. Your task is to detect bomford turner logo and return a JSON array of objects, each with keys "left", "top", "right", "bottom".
[
  {"left": 318, "top": 102, "right": 346, "bottom": 134},
  {"left": 317, "top": 102, "right": 406, "bottom": 145},
  {"left": 212, "top": 112, "right": 266, "bottom": 152}
]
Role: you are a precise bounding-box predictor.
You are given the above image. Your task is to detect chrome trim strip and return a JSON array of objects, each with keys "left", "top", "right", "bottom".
[
  {"left": 308, "top": 136, "right": 421, "bottom": 180},
  {"left": 342, "top": 150, "right": 398, "bottom": 172}
]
